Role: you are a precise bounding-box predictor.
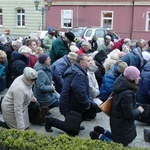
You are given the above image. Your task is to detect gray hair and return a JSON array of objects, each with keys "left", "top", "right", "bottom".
[{"left": 76, "top": 53, "right": 88, "bottom": 63}]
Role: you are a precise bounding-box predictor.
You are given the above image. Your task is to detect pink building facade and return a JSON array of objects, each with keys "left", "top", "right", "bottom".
[{"left": 45, "top": 0, "right": 150, "bottom": 40}]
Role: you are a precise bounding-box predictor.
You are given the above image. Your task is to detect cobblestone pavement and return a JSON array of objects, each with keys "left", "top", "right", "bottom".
[{"left": 0, "top": 88, "right": 150, "bottom": 149}]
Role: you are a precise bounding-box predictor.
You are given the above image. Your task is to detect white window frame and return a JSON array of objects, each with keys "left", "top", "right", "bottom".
[
  {"left": 0, "top": 9, "right": 3, "bottom": 27},
  {"left": 146, "top": 11, "right": 150, "bottom": 31},
  {"left": 61, "top": 10, "right": 73, "bottom": 29},
  {"left": 17, "top": 9, "right": 25, "bottom": 27},
  {"left": 101, "top": 11, "right": 114, "bottom": 29}
]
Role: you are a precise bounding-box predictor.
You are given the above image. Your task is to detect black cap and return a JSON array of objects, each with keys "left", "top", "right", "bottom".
[{"left": 65, "top": 31, "right": 75, "bottom": 42}]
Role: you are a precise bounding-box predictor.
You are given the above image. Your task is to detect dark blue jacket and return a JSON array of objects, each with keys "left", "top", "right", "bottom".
[
  {"left": 120, "top": 47, "right": 144, "bottom": 71},
  {"left": 0, "top": 44, "right": 3, "bottom": 50},
  {"left": 11, "top": 51, "right": 29, "bottom": 79},
  {"left": 59, "top": 62, "right": 91, "bottom": 116},
  {"left": 136, "top": 60, "right": 150, "bottom": 104},
  {"left": 100, "top": 64, "right": 119, "bottom": 101},
  {"left": 50, "top": 55, "right": 71, "bottom": 92}
]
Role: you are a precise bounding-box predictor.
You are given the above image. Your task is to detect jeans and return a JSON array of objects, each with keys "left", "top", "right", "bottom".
[{"left": 99, "top": 130, "right": 113, "bottom": 142}]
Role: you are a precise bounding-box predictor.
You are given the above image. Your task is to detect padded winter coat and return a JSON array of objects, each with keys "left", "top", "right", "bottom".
[
  {"left": 136, "top": 60, "right": 150, "bottom": 104},
  {"left": 50, "top": 55, "right": 71, "bottom": 92},
  {"left": 100, "top": 64, "right": 119, "bottom": 101},
  {"left": 34, "top": 62, "right": 59, "bottom": 107},
  {"left": 110, "top": 75, "right": 142, "bottom": 146},
  {"left": 59, "top": 62, "right": 91, "bottom": 116}
]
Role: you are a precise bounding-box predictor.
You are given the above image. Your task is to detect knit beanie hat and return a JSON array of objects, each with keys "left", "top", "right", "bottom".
[
  {"left": 38, "top": 53, "right": 49, "bottom": 64},
  {"left": 94, "top": 50, "right": 107, "bottom": 62},
  {"left": 81, "top": 41, "right": 90, "bottom": 47},
  {"left": 70, "top": 45, "right": 79, "bottom": 53},
  {"left": 48, "top": 27, "right": 54, "bottom": 34},
  {"left": 117, "top": 60, "right": 128, "bottom": 73},
  {"left": 111, "top": 53, "right": 119, "bottom": 60},
  {"left": 123, "top": 66, "right": 140, "bottom": 81},
  {"left": 67, "top": 52, "right": 78, "bottom": 60},
  {"left": 142, "top": 51, "right": 150, "bottom": 61},
  {"left": 65, "top": 31, "right": 75, "bottom": 42},
  {"left": 23, "top": 67, "right": 38, "bottom": 80}
]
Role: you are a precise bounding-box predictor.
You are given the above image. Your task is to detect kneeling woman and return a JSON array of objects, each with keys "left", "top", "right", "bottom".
[
  {"left": 33, "top": 53, "right": 59, "bottom": 109},
  {"left": 90, "top": 66, "right": 144, "bottom": 147}
]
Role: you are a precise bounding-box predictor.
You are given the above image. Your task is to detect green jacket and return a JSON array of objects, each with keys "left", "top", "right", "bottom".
[
  {"left": 43, "top": 35, "right": 56, "bottom": 51},
  {"left": 50, "top": 37, "right": 70, "bottom": 64}
]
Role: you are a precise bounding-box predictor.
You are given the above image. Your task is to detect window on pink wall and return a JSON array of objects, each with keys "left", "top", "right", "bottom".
[
  {"left": 146, "top": 12, "right": 150, "bottom": 31},
  {"left": 61, "top": 10, "right": 73, "bottom": 29},
  {"left": 101, "top": 11, "right": 113, "bottom": 29}
]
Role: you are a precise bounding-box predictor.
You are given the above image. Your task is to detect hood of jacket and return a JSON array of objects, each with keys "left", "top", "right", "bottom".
[
  {"left": 11, "top": 51, "right": 22, "bottom": 61},
  {"left": 113, "top": 74, "right": 136, "bottom": 93},
  {"left": 142, "top": 60, "right": 150, "bottom": 72},
  {"left": 110, "top": 53, "right": 119, "bottom": 60},
  {"left": 132, "top": 47, "right": 144, "bottom": 69},
  {"left": 94, "top": 50, "right": 107, "bottom": 63}
]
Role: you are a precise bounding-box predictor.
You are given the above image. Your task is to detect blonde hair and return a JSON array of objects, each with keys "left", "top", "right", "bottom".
[
  {"left": 0, "top": 50, "right": 7, "bottom": 58},
  {"left": 36, "top": 47, "right": 43, "bottom": 55}
]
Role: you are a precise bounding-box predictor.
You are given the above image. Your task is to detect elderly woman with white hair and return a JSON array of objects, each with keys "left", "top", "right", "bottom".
[
  {"left": 10, "top": 46, "right": 32, "bottom": 82},
  {"left": 122, "top": 38, "right": 132, "bottom": 53},
  {"left": 11, "top": 39, "right": 23, "bottom": 51},
  {"left": 0, "top": 67, "right": 38, "bottom": 130}
]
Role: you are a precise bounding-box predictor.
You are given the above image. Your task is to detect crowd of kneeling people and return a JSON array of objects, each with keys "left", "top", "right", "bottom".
[{"left": 0, "top": 30, "right": 150, "bottom": 147}]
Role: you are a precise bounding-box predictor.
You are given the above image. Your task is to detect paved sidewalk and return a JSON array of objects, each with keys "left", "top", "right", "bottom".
[
  {"left": 0, "top": 88, "right": 150, "bottom": 149},
  {"left": 28, "top": 108, "right": 150, "bottom": 149}
]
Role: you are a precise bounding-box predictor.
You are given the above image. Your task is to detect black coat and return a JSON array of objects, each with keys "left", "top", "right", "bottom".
[
  {"left": 110, "top": 75, "right": 141, "bottom": 146},
  {"left": 94, "top": 50, "right": 107, "bottom": 88},
  {"left": 3, "top": 43, "right": 14, "bottom": 74}
]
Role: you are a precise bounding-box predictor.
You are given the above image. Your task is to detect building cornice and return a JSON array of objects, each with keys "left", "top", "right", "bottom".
[{"left": 51, "top": 1, "right": 150, "bottom": 6}]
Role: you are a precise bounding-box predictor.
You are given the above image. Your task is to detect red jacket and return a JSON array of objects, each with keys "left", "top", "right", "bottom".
[
  {"left": 77, "top": 47, "right": 86, "bottom": 55},
  {"left": 29, "top": 54, "right": 38, "bottom": 68}
]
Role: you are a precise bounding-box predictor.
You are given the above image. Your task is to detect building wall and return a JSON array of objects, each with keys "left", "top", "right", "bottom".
[
  {"left": 0, "top": 0, "right": 150, "bottom": 40},
  {"left": 46, "top": 0, "right": 150, "bottom": 40},
  {"left": 0, "top": 0, "right": 46, "bottom": 38},
  {"left": 132, "top": 5, "right": 150, "bottom": 40},
  {"left": 46, "top": 5, "right": 134, "bottom": 39}
]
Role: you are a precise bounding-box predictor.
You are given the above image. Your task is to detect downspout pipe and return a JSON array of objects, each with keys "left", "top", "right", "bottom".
[{"left": 130, "top": 0, "right": 135, "bottom": 40}]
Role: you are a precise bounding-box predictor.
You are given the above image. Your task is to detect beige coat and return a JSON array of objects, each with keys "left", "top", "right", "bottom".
[{"left": 2, "top": 75, "right": 34, "bottom": 129}]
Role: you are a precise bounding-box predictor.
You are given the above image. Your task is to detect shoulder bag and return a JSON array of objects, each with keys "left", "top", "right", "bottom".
[{"left": 99, "top": 92, "right": 113, "bottom": 116}]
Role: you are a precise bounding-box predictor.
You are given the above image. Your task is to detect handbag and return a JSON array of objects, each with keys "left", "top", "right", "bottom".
[
  {"left": 99, "top": 93, "right": 113, "bottom": 116},
  {"left": 29, "top": 106, "right": 49, "bottom": 124}
]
